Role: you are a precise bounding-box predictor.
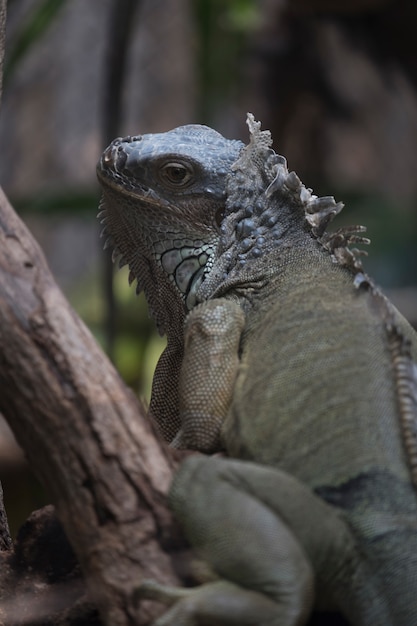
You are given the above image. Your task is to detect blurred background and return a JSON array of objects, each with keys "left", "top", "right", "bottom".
[{"left": 1, "top": 0, "right": 416, "bottom": 535}]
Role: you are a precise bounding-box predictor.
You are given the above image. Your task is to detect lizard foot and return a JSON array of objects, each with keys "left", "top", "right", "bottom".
[{"left": 136, "top": 578, "right": 300, "bottom": 626}]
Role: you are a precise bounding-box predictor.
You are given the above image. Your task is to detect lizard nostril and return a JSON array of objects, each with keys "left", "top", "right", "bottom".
[
  {"left": 115, "top": 145, "right": 127, "bottom": 170},
  {"left": 100, "top": 142, "right": 128, "bottom": 172},
  {"left": 101, "top": 145, "right": 116, "bottom": 167}
]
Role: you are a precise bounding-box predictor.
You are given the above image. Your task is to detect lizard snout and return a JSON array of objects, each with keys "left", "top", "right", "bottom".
[{"left": 100, "top": 139, "right": 128, "bottom": 173}]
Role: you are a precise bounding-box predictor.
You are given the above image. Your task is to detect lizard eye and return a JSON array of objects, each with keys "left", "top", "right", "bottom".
[{"left": 159, "top": 162, "right": 193, "bottom": 187}]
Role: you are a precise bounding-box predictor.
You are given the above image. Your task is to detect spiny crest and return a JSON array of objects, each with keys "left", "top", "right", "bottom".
[
  {"left": 242, "top": 114, "right": 274, "bottom": 166},
  {"left": 388, "top": 319, "right": 417, "bottom": 488},
  {"left": 97, "top": 202, "right": 142, "bottom": 296},
  {"left": 244, "top": 113, "right": 371, "bottom": 275},
  {"left": 367, "top": 285, "right": 417, "bottom": 490},
  {"left": 98, "top": 204, "right": 124, "bottom": 261}
]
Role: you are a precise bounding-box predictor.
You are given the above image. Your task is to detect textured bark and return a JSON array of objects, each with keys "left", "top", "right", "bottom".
[
  {"left": 0, "top": 187, "right": 183, "bottom": 625},
  {"left": 0, "top": 0, "right": 10, "bottom": 559},
  {"left": 0, "top": 506, "right": 101, "bottom": 625},
  {"left": 0, "top": 480, "right": 11, "bottom": 552}
]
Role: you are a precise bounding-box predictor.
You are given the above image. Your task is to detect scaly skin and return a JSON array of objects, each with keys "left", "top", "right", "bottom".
[
  {"left": 98, "top": 124, "right": 243, "bottom": 442},
  {"left": 97, "top": 115, "right": 417, "bottom": 625}
]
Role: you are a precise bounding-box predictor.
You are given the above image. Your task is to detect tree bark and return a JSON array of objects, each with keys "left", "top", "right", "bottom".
[
  {"left": 0, "top": 0, "right": 5, "bottom": 104},
  {"left": 0, "top": 479, "right": 11, "bottom": 552},
  {"left": 0, "top": 187, "right": 183, "bottom": 625},
  {"left": 0, "top": 0, "right": 11, "bottom": 558}
]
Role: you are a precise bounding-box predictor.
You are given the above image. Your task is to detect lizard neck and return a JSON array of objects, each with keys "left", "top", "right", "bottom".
[
  {"left": 196, "top": 114, "right": 367, "bottom": 306},
  {"left": 197, "top": 207, "right": 326, "bottom": 307}
]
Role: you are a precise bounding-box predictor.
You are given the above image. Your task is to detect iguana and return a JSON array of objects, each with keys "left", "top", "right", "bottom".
[{"left": 97, "top": 114, "right": 417, "bottom": 626}]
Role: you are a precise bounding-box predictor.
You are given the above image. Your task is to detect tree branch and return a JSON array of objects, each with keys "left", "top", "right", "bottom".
[{"left": 0, "top": 187, "right": 183, "bottom": 625}]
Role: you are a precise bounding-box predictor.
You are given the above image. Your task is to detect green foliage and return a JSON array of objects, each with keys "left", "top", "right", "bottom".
[
  {"left": 70, "top": 263, "right": 165, "bottom": 401},
  {"left": 331, "top": 191, "right": 417, "bottom": 287},
  {"left": 193, "top": 0, "right": 260, "bottom": 121},
  {"left": 4, "top": 0, "right": 67, "bottom": 86},
  {"left": 13, "top": 189, "right": 96, "bottom": 215}
]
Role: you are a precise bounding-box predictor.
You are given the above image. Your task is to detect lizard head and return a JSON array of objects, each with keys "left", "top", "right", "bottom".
[
  {"left": 97, "top": 125, "right": 243, "bottom": 335},
  {"left": 97, "top": 115, "right": 369, "bottom": 335}
]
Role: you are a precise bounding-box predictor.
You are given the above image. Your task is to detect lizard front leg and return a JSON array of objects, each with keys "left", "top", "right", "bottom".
[{"left": 171, "top": 298, "right": 245, "bottom": 452}]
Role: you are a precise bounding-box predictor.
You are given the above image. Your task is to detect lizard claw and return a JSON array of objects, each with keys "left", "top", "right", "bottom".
[{"left": 134, "top": 580, "right": 203, "bottom": 626}]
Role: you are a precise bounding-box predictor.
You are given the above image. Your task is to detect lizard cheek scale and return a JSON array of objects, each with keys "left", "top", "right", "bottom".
[
  {"left": 97, "top": 114, "right": 417, "bottom": 626},
  {"left": 156, "top": 242, "right": 214, "bottom": 310}
]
